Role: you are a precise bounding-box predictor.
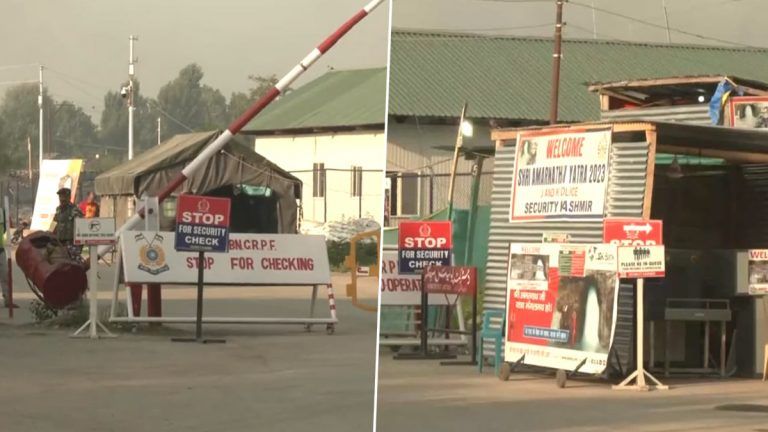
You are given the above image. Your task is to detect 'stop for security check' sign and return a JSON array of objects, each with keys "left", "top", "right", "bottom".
[
  {"left": 174, "top": 194, "right": 231, "bottom": 253},
  {"left": 397, "top": 221, "right": 452, "bottom": 274}
]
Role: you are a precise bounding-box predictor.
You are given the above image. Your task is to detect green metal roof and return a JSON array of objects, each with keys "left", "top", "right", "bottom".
[
  {"left": 389, "top": 30, "right": 768, "bottom": 122},
  {"left": 243, "top": 67, "right": 386, "bottom": 133}
]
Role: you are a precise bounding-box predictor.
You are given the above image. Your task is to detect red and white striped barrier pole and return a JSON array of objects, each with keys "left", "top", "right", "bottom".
[
  {"left": 99, "top": 0, "right": 385, "bottom": 258},
  {"left": 7, "top": 257, "right": 13, "bottom": 319}
]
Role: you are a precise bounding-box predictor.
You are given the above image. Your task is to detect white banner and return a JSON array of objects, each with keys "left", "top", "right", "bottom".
[
  {"left": 121, "top": 231, "right": 331, "bottom": 285},
  {"left": 509, "top": 128, "right": 611, "bottom": 222},
  {"left": 380, "top": 249, "right": 455, "bottom": 305},
  {"left": 31, "top": 159, "right": 84, "bottom": 231}
]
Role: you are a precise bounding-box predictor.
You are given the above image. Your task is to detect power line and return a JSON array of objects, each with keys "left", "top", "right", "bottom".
[
  {"left": 421, "top": 22, "right": 553, "bottom": 33},
  {"left": 569, "top": 1, "right": 763, "bottom": 48},
  {"left": 146, "top": 100, "right": 197, "bottom": 133},
  {"left": 0, "top": 63, "right": 39, "bottom": 72}
]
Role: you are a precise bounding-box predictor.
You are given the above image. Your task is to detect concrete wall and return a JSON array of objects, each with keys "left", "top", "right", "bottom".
[{"left": 254, "top": 131, "right": 385, "bottom": 225}]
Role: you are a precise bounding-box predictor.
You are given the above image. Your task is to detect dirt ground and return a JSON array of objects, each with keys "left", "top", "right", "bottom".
[
  {"left": 376, "top": 353, "right": 768, "bottom": 432},
  {"left": 0, "top": 263, "right": 379, "bottom": 432}
]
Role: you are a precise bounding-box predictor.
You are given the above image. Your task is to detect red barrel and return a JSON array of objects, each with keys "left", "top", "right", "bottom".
[{"left": 15, "top": 232, "right": 87, "bottom": 309}]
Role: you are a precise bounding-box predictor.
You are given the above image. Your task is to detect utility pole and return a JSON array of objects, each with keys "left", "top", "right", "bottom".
[
  {"left": 38, "top": 65, "right": 44, "bottom": 172},
  {"left": 591, "top": 0, "right": 597, "bottom": 39},
  {"left": 662, "top": 0, "right": 672, "bottom": 43},
  {"left": 128, "top": 35, "right": 137, "bottom": 160},
  {"left": 447, "top": 102, "right": 468, "bottom": 219},
  {"left": 549, "top": 0, "right": 566, "bottom": 125},
  {"left": 157, "top": 117, "right": 162, "bottom": 146},
  {"left": 27, "top": 137, "right": 32, "bottom": 180}
]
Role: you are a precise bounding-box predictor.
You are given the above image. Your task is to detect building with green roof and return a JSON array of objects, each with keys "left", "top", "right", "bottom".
[
  {"left": 385, "top": 29, "right": 768, "bottom": 225},
  {"left": 242, "top": 67, "right": 386, "bottom": 226}
]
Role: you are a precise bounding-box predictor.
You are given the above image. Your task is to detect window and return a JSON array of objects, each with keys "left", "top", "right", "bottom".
[
  {"left": 386, "top": 171, "right": 420, "bottom": 216},
  {"left": 313, "top": 163, "right": 325, "bottom": 198},
  {"left": 350, "top": 166, "right": 363, "bottom": 197}
]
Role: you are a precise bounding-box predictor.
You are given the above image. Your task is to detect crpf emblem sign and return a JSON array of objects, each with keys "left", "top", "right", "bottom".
[
  {"left": 136, "top": 232, "right": 170, "bottom": 275},
  {"left": 397, "top": 221, "right": 452, "bottom": 274},
  {"left": 174, "top": 194, "right": 231, "bottom": 253}
]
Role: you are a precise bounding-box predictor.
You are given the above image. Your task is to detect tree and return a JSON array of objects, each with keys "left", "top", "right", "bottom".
[
  {"left": 48, "top": 100, "right": 98, "bottom": 159},
  {"left": 227, "top": 74, "right": 280, "bottom": 121},
  {"left": 156, "top": 63, "right": 207, "bottom": 137}
]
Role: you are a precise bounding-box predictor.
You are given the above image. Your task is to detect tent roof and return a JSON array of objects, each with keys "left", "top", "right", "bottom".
[{"left": 95, "top": 130, "right": 300, "bottom": 196}]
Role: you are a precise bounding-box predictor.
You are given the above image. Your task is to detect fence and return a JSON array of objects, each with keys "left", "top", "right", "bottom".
[
  {"left": 385, "top": 169, "right": 494, "bottom": 228},
  {"left": 289, "top": 167, "right": 385, "bottom": 226}
]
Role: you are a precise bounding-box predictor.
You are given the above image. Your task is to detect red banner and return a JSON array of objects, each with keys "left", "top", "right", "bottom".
[{"left": 423, "top": 265, "right": 477, "bottom": 295}]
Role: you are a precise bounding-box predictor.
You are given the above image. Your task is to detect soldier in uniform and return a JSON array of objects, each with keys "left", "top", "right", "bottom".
[{"left": 52, "top": 188, "right": 84, "bottom": 258}]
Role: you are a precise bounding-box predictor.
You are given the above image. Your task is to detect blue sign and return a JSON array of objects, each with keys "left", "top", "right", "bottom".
[{"left": 174, "top": 195, "right": 231, "bottom": 253}]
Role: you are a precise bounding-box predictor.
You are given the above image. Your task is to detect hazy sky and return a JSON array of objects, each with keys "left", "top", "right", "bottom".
[
  {"left": 2, "top": 0, "right": 765, "bottom": 123},
  {"left": 0, "top": 0, "right": 390, "bottom": 119},
  {"left": 393, "top": 0, "right": 765, "bottom": 47}
]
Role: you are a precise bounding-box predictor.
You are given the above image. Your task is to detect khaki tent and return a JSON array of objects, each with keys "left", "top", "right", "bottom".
[{"left": 95, "top": 130, "right": 302, "bottom": 233}]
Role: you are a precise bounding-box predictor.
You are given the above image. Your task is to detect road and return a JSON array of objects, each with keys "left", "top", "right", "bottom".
[
  {"left": 376, "top": 354, "right": 768, "bottom": 432},
  {"left": 0, "top": 262, "right": 379, "bottom": 432}
]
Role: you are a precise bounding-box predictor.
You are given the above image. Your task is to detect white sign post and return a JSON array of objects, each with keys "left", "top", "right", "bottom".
[
  {"left": 72, "top": 218, "right": 117, "bottom": 339},
  {"left": 613, "top": 244, "right": 667, "bottom": 391}
]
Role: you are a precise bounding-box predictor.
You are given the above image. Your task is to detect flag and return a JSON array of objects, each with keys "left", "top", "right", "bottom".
[{"left": 709, "top": 80, "right": 733, "bottom": 125}]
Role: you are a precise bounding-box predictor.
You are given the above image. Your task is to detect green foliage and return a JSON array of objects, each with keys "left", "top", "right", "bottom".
[
  {"left": 326, "top": 240, "right": 379, "bottom": 270},
  {"left": 1, "top": 65, "right": 281, "bottom": 174}
]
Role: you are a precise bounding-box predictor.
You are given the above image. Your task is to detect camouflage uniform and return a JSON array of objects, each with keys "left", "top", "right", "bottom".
[{"left": 54, "top": 202, "right": 84, "bottom": 257}]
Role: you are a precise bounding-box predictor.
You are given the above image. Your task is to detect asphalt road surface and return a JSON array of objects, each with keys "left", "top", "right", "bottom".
[
  {"left": 0, "top": 262, "right": 378, "bottom": 432},
  {"left": 376, "top": 353, "right": 768, "bottom": 432}
]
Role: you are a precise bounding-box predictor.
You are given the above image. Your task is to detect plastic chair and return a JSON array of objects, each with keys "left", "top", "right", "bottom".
[{"left": 477, "top": 309, "right": 505, "bottom": 376}]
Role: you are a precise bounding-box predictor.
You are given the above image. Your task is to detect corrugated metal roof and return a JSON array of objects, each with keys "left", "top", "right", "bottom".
[
  {"left": 243, "top": 67, "right": 386, "bottom": 133},
  {"left": 389, "top": 30, "right": 768, "bottom": 122}
]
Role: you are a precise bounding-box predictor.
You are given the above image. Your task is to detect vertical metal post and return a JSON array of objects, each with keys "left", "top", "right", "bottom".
[
  {"left": 195, "top": 251, "right": 204, "bottom": 340},
  {"left": 323, "top": 167, "right": 328, "bottom": 223},
  {"left": 38, "top": 65, "right": 44, "bottom": 170},
  {"left": 27, "top": 137, "right": 32, "bottom": 181},
  {"left": 447, "top": 103, "right": 467, "bottom": 219},
  {"left": 549, "top": 0, "right": 565, "bottom": 125},
  {"left": 358, "top": 169, "right": 363, "bottom": 218},
  {"left": 88, "top": 245, "right": 98, "bottom": 338},
  {"left": 662, "top": 0, "right": 672, "bottom": 43},
  {"left": 157, "top": 117, "right": 162, "bottom": 146},
  {"left": 128, "top": 35, "right": 137, "bottom": 160},
  {"left": 636, "top": 278, "right": 647, "bottom": 387},
  {"left": 7, "top": 257, "right": 13, "bottom": 319}
]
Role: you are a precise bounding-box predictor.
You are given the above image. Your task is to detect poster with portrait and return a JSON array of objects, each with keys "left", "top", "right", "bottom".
[
  {"left": 505, "top": 243, "right": 619, "bottom": 374},
  {"left": 509, "top": 127, "right": 612, "bottom": 222},
  {"left": 729, "top": 96, "right": 768, "bottom": 130}
]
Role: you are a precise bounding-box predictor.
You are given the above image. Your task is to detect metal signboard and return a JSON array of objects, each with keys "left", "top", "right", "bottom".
[
  {"left": 74, "top": 217, "right": 116, "bottom": 245},
  {"left": 509, "top": 127, "right": 612, "bottom": 222},
  {"left": 397, "top": 221, "right": 452, "bottom": 274},
  {"left": 122, "top": 232, "right": 331, "bottom": 285},
  {"left": 617, "top": 245, "right": 666, "bottom": 278},
  {"left": 604, "top": 218, "right": 663, "bottom": 246},
  {"left": 174, "top": 194, "right": 231, "bottom": 253},
  {"left": 423, "top": 265, "right": 477, "bottom": 296}
]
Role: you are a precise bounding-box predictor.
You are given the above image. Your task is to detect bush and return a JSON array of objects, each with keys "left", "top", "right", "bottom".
[{"left": 326, "top": 240, "right": 379, "bottom": 271}]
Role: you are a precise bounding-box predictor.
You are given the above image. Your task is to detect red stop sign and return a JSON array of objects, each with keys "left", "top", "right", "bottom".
[{"left": 603, "top": 218, "right": 662, "bottom": 246}]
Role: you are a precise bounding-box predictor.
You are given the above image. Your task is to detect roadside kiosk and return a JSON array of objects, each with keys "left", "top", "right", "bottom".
[{"left": 485, "top": 121, "right": 768, "bottom": 387}]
